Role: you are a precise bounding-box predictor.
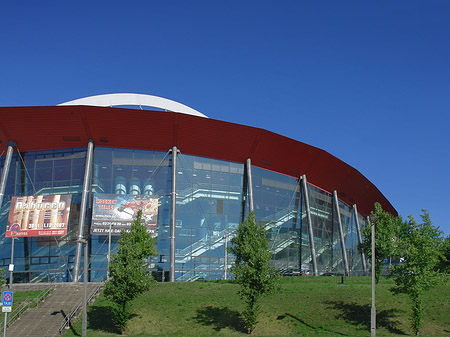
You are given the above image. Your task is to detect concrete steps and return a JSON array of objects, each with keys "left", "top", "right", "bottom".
[{"left": 4, "top": 283, "right": 101, "bottom": 337}]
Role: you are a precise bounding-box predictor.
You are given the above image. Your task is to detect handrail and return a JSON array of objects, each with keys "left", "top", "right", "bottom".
[
  {"left": 0, "top": 286, "right": 54, "bottom": 330},
  {"left": 58, "top": 283, "right": 103, "bottom": 335}
]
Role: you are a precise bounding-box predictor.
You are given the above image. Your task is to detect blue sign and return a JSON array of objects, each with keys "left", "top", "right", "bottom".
[{"left": 3, "top": 291, "right": 13, "bottom": 307}]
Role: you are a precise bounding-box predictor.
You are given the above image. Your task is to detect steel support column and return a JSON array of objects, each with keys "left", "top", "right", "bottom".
[
  {"left": 1, "top": 142, "right": 15, "bottom": 287},
  {"left": 333, "top": 190, "right": 349, "bottom": 276},
  {"left": 73, "top": 140, "right": 94, "bottom": 282},
  {"left": 170, "top": 146, "right": 178, "bottom": 282},
  {"left": 224, "top": 232, "right": 228, "bottom": 280},
  {"left": 240, "top": 165, "right": 248, "bottom": 224},
  {"left": 369, "top": 216, "right": 378, "bottom": 337},
  {"left": 0, "top": 141, "right": 15, "bottom": 209},
  {"left": 245, "top": 158, "right": 254, "bottom": 213},
  {"left": 301, "top": 175, "right": 318, "bottom": 276},
  {"left": 352, "top": 204, "right": 367, "bottom": 274}
]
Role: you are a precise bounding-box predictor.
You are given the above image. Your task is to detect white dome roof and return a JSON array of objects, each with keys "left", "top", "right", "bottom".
[{"left": 58, "top": 93, "right": 207, "bottom": 118}]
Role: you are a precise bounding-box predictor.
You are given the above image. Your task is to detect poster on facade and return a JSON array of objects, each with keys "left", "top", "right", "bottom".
[
  {"left": 5, "top": 195, "right": 72, "bottom": 238},
  {"left": 91, "top": 193, "right": 158, "bottom": 237}
]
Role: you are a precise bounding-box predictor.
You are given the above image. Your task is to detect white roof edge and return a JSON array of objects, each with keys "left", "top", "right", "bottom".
[{"left": 58, "top": 93, "right": 208, "bottom": 118}]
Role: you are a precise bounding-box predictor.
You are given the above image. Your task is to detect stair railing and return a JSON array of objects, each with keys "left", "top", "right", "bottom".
[
  {"left": 0, "top": 286, "right": 54, "bottom": 330},
  {"left": 58, "top": 283, "right": 103, "bottom": 335}
]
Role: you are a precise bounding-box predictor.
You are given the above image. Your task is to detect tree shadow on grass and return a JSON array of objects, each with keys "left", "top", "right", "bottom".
[
  {"left": 325, "top": 301, "right": 407, "bottom": 335},
  {"left": 194, "top": 306, "right": 245, "bottom": 333},
  {"left": 68, "top": 304, "right": 138, "bottom": 335},
  {"left": 277, "top": 313, "right": 348, "bottom": 336},
  {"left": 87, "top": 305, "right": 120, "bottom": 334}
]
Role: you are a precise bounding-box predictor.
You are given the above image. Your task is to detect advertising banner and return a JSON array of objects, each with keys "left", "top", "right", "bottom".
[
  {"left": 6, "top": 195, "right": 72, "bottom": 238},
  {"left": 91, "top": 193, "right": 158, "bottom": 236}
]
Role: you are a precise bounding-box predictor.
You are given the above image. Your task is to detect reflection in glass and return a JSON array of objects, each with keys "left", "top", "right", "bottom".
[{"left": 0, "top": 145, "right": 369, "bottom": 282}]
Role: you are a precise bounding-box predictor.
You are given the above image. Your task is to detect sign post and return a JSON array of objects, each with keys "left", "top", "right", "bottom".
[
  {"left": 2, "top": 291, "right": 13, "bottom": 337},
  {"left": 369, "top": 216, "right": 379, "bottom": 337},
  {"left": 2, "top": 312, "right": 5, "bottom": 337}
]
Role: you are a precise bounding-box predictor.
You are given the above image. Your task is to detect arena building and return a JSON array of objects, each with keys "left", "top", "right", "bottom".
[{"left": 0, "top": 94, "right": 396, "bottom": 283}]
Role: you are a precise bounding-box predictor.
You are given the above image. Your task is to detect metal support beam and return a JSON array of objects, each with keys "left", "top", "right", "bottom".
[
  {"left": 353, "top": 204, "right": 367, "bottom": 274},
  {"left": 224, "top": 232, "right": 228, "bottom": 280},
  {"left": 83, "top": 240, "right": 88, "bottom": 337},
  {"left": 245, "top": 158, "right": 254, "bottom": 213},
  {"left": 0, "top": 141, "right": 15, "bottom": 209},
  {"left": 9, "top": 236, "right": 17, "bottom": 289},
  {"left": 369, "top": 216, "right": 378, "bottom": 337},
  {"left": 73, "top": 140, "right": 94, "bottom": 282},
  {"left": 301, "top": 175, "right": 318, "bottom": 276},
  {"left": 107, "top": 222, "right": 112, "bottom": 281},
  {"left": 333, "top": 190, "right": 349, "bottom": 276},
  {"left": 240, "top": 161, "right": 248, "bottom": 224},
  {"left": 169, "top": 146, "right": 178, "bottom": 282},
  {"left": 1, "top": 142, "right": 15, "bottom": 288}
]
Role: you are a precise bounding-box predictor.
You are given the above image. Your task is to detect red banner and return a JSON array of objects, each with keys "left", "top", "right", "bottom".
[{"left": 5, "top": 195, "right": 72, "bottom": 238}]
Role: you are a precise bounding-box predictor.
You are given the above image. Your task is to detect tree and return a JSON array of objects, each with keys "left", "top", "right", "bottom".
[
  {"left": 437, "top": 235, "right": 450, "bottom": 273},
  {"left": 104, "top": 210, "right": 158, "bottom": 333},
  {"left": 228, "top": 211, "right": 279, "bottom": 334},
  {"left": 359, "top": 202, "right": 402, "bottom": 283},
  {"left": 390, "top": 211, "right": 446, "bottom": 336}
]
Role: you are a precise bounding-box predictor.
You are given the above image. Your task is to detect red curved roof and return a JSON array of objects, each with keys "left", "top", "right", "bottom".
[{"left": 0, "top": 105, "right": 396, "bottom": 217}]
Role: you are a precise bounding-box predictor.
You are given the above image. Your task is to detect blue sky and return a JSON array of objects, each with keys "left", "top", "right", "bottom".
[{"left": 1, "top": 1, "right": 449, "bottom": 236}]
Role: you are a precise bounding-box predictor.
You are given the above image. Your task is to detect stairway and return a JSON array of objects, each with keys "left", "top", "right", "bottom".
[{"left": 5, "top": 283, "right": 101, "bottom": 337}]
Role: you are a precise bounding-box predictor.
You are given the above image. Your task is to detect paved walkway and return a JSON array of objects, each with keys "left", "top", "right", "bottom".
[{"left": 4, "top": 283, "right": 101, "bottom": 337}]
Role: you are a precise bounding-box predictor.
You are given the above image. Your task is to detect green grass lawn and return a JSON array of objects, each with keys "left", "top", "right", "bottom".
[
  {"left": 63, "top": 276, "right": 450, "bottom": 336},
  {"left": 8, "top": 289, "right": 46, "bottom": 308}
]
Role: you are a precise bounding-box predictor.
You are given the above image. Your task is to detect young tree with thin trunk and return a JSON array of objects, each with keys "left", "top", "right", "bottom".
[
  {"left": 359, "top": 202, "right": 402, "bottom": 283},
  {"left": 228, "top": 211, "right": 279, "bottom": 334},
  {"left": 104, "top": 210, "right": 158, "bottom": 334},
  {"left": 390, "top": 210, "right": 446, "bottom": 336}
]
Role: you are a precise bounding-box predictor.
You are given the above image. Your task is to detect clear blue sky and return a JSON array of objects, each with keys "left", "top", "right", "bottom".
[{"left": 1, "top": 1, "right": 449, "bottom": 236}]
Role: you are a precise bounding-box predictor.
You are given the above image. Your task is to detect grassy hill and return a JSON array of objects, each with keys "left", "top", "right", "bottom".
[{"left": 63, "top": 276, "right": 450, "bottom": 336}]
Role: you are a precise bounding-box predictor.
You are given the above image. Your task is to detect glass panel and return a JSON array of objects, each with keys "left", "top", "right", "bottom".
[
  {"left": 345, "top": 204, "right": 364, "bottom": 275},
  {"left": 91, "top": 148, "right": 172, "bottom": 281},
  {"left": 308, "top": 184, "right": 334, "bottom": 275},
  {"left": 251, "top": 167, "right": 301, "bottom": 275},
  {"left": 0, "top": 148, "right": 86, "bottom": 283},
  {"left": 358, "top": 213, "right": 369, "bottom": 274},
  {"left": 176, "top": 155, "right": 244, "bottom": 281}
]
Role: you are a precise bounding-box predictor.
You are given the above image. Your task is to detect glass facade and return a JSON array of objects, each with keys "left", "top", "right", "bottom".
[
  {"left": 251, "top": 167, "right": 301, "bottom": 274},
  {"left": 0, "top": 148, "right": 86, "bottom": 283},
  {"left": 0, "top": 146, "right": 368, "bottom": 283},
  {"left": 175, "top": 155, "right": 244, "bottom": 281}
]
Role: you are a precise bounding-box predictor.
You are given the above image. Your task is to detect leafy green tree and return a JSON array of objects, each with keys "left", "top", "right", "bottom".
[
  {"left": 390, "top": 211, "right": 446, "bottom": 336},
  {"left": 104, "top": 210, "right": 158, "bottom": 333},
  {"left": 359, "top": 202, "right": 402, "bottom": 283},
  {"left": 228, "top": 211, "right": 279, "bottom": 334},
  {"left": 437, "top": 235, "right": 450, "bottom": 273}
]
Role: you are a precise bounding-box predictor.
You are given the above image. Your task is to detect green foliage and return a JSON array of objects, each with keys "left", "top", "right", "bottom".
[
  {"left": 104, "top": 210, "right": 158, "bottom": 333},
  {"left": 390, "top": 210, "right": 446, "bottom": 336},
  {"left": 228, "top": 211, "right": 279, "bottom": 333},
  {"left": 359, "top": 202, "right": 402, "bottom": 283},
  {"left": 437, "top": 235, "right": 450, "bottom": 273}
]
